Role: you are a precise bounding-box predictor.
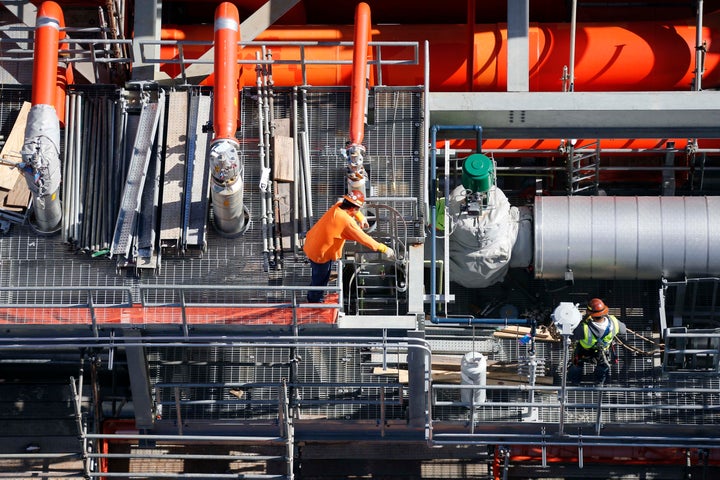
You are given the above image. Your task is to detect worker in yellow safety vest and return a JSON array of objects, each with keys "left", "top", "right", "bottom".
[
  {"left": 568, "top": 298, "right": 627, "bottom": 385},
  {"left": 303, "top": 190, "right": 395, "bottom": 303}
]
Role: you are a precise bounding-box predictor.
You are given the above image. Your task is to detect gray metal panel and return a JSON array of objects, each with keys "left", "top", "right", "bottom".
[
  {"left": 160, "top": 91, "right": 187, "bottom": 246},
  {"left": 137, "top": 94, "right": 166, "bottom": 268},
  {"left": 124, "top": 330, "right": 155, "bottom": 430},
  {"left": 131, "top": 0, "right": 161, "bottom": 81},
  {"left": 534, "top": 196, "right": 720, "bottom": 280},
  {"left": 111, "top": 100, "right": 162, "bottom": 257},
  {"left": 506, "top": 0, "right": 529, "bottom": 92},
  {"left": 428, "top": 91, "right": 720, "bottom": 138},
  {"left": 186, "top": 93, "right": 212, "bottom": 249},
  {"left": 1, "top": 1, "right": 37, "bottom": 27}
]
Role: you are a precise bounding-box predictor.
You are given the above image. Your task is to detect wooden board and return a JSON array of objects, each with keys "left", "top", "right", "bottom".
[
  {"left": 0, "top": 102, "right": 31, "bottom": 191},
  {"left": 493, "top": 324, "right": 559, "bottom": 342},
  {"left": 3, "top": 175, "right": 30, "bottom": 209},
  {"left": 273, "top": 118, "right": 290, "bottom": 137},
  {"left": 372, "top": 365, "right": 555, "bottom": 386},
  {"left": 273, "top": 135, "right": 294, "bottom": 182}
]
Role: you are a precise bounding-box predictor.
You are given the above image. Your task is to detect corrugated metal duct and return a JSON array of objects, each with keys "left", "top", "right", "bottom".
[{"left": 534, "top": 196, "right": 720, "bottom": 280}]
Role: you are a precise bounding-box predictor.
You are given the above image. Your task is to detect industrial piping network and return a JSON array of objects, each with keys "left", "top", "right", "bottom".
[
  {"left": 20, "top": 0, "right": 69, "bottom": 234},
  {"left": 429, "top": 125, "right": 720, "bottom": 326}
]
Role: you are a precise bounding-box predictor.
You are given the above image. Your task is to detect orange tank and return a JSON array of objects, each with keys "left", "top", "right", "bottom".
[{"left": 160, "top": 20, "right": 720, "bottom": 92}]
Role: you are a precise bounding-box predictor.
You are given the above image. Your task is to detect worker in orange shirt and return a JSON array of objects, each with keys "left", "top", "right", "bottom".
[{"left": 303, "top": 190, "right": 395, "bottom": 302}]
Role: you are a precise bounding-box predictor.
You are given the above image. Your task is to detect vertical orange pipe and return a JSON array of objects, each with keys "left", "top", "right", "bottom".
[
  {"left": 349, "top": 2, "right": 371, "bottom": 145},
  {"left": 32, "top": 1, "right": 65, "bottom": 118},
  {"left": 213, "top": 2, "right": 241, "bottom": 141}
]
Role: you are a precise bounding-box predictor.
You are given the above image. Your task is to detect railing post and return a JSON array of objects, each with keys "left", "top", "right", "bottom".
[
  {"left": 594, "top": 387, "right": 604, "bottom": 435},
  {"left": 88, "top": 289, "right": 98, "bottom": 337},
  {"left": 174, "top": 386, "right": 184, "bottom": 435}
]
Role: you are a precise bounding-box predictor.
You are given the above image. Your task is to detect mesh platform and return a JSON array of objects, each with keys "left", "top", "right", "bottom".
[{"left": 0, "top": 85, "right": 424, "bottom": 326}]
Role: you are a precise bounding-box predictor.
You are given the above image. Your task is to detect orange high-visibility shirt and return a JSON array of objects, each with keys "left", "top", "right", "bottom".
[{"left": 303, "top": 203, "right": 382, "bottom": 263}]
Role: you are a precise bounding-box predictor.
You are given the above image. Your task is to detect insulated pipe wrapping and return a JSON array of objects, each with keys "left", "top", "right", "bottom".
[
  {"left": 533, "top": 196, "right": 720, "bottom": 280},
  {"left": 22, "top": 1, "right": 65, "bottom": 233}
]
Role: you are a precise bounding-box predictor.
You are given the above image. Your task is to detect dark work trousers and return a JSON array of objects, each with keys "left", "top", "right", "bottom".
[
  {"left": 308, "top": 259, "right": 333, "bottom": 303},
  {"left": 568, "top": 344, "right": 615, "bottom": 385}
]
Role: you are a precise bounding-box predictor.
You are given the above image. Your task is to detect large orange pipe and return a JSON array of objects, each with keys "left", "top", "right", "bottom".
[
  {"left": 213, "top": 2, "right": 241, "bottom": 141},
  {"left": 160, "top": 19, "right": 720, "bottom": 92},
  {"left": 503, "top": 445, "right": 720, "bottom": 466},
  {"left": 451, "top": 137, "right": 720, "bottom": 153},
  {"left": 32, "top": 1, "right": 67, "bottom": 123},
  {"left": 349, "top": 2, "right": 371, "bottom": 145}
]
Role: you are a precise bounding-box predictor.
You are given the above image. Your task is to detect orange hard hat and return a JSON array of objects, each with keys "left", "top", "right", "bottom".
[
  {"left": 343, "top": 190, "right": 365, "bottom": 208},
  {"left": 587, "top": 298, "right": 609, "bottom": 317}
]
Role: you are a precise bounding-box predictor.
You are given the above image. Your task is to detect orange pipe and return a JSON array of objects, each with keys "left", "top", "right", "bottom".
[
  {"left": 449, "top": 137, "right": 720, "bottom": 153},
  {"left": 160, "top": 19, "right": 720, "bottom": 92},
  {"left": 213, "top": 2, "right": 241, "bottom": 141},
  {"left": 507, "top": 445, "right": 720, "bottom": 466},
  {"left": 349, "top": 2, "right": 371, "bottom": 145},
  {"left": 32, "top": 1, "right": 66, "bottom": 122}
]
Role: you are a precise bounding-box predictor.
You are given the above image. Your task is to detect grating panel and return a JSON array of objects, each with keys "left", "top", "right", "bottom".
[{"left": 149, "top": 345, "right": 407, "bottom": 422}]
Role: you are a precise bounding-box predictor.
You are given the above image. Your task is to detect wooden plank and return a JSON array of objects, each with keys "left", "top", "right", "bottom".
[
  {"left": 0, "top": 102, "right": 31, "bottom": 191},
  {"left": 493, "top": 331, "right": 559, "bottom": 342},
  {"left": 273, "top": 118, "right": 290, "bottom": 137},
  {"left": 273, "top": 135, "right": 294, "bottom": 182},
  {"left": 372, "top": 367, "right": 408, "bottom": 384},
  {"left": 3, "top": 175, "right": 30, "bottom": 209},
  {"left": 373, "top": 366, "right": 555, "bottom": 386}
]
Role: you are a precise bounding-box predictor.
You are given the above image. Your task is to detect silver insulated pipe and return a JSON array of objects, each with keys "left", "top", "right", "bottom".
[
  {"left": 21, "top": 104, "right": 63, "bottom": 233},
  {"left": 534, "top": 195, "right": 720, "bottom": 280}
]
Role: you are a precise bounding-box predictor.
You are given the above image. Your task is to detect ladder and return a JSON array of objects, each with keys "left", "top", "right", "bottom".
[
  {"left": 566, "top": 140, "right": 600, "bottom": 195},
  {"left": 353, "top": 250, "right": 403, "bottom": 315},
  {"left": 347, "top": 201, "right": 411, "bottom": 316}
]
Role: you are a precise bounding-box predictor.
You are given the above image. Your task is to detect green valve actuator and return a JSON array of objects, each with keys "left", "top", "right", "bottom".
[{"left": 461, "top": 153, "right": 495, "bottom": 193}]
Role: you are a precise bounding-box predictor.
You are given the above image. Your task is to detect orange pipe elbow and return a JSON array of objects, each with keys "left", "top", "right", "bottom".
[
  {"left": 213, "top": 2, "right": 241, "bottom": 141},
  {"left": 349, "top": 2, "right": 371, "bottom": 145},
  {"left": 32, "top": 1, "right": 65, "bottom": 119}
]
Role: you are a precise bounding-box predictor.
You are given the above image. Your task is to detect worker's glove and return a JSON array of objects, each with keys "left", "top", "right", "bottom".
[{"left": 383, "top": 247, "right": 396, "bottom": 261}]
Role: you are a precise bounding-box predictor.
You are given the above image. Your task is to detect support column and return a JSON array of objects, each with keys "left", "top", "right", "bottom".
[
  {"left": 132, "top": 0, "right": 161, "bottom": 81},
  {"left": 406, "top": 330, "right": 429, "bottom": 428},
  {"left": 123, "top": 330, "right": 155, "bottom": 430},
  {"left": 507, "top": 0, "right": 529, "bottom": 92}
]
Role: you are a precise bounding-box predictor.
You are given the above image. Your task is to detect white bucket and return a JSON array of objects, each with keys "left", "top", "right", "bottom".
[{"left": 460, "top": 351, "right": 487, "bottom": 405}]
